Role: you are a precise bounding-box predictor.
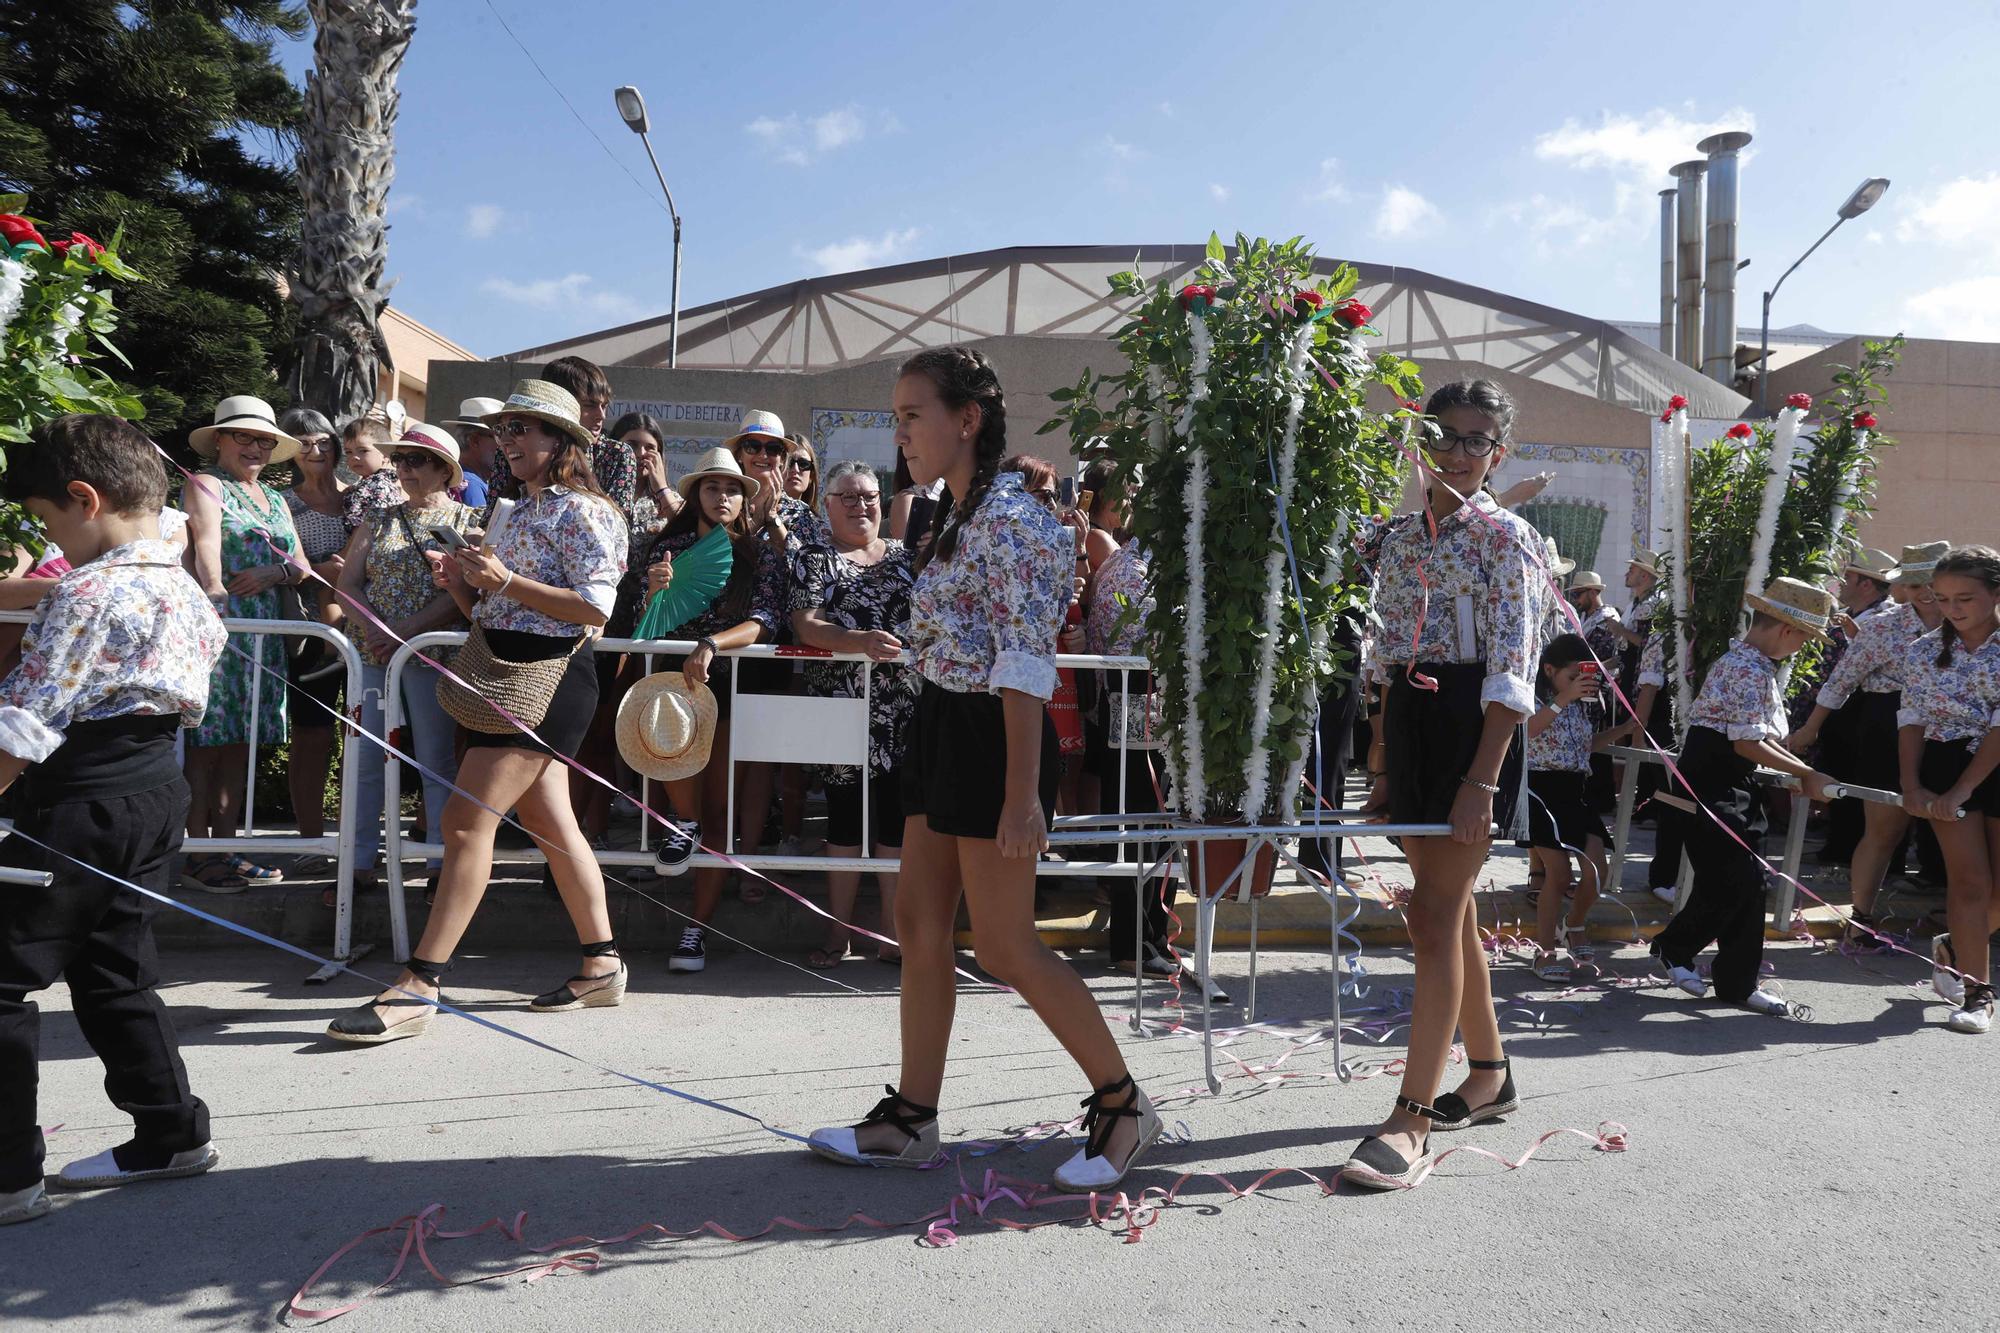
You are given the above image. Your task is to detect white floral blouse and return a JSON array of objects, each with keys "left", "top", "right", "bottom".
[
  {"left": 1637, "top": 631, "right": 1669, "bottom": 689},
  {"left": 908, "top": 471, "right": 1068, "bottom": 700},
  {"left": 1686, "top": 638, "right": 1787, "bottom": 743},
  {"left": 1084, "top": 540, "right": 1150, "bottom": 658},
  {"left": 476, "top": 485, "right": 628, "bottom": 637},
  {"left": 1365, "top": 489, "right": 1543, "bottom": 715},
  {"left": 1527, "top": 696, "right": 1596, "bottom": 773},
  {"left": 0, "top": 540, "right": 226, "bottom": 763},
  {"left": 1896, "top": 627, "right": 2000, "bottom": 742},
  {"left": 1816, "top": 601, "right": 1923, "bottom": 707}
]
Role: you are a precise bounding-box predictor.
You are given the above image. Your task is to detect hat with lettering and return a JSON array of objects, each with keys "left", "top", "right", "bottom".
[
  {"left": 481, "top": 379, "right": 596, "bottom": 449},
  {"left": 1745, "top": 576, "right": 1836, "bottom": 642},
  {"left": 1894, "top": 541, "right": 1950, "bottom": 585},
  {"left": 721, "top": 409, "right": 788, "bottom": 455}
]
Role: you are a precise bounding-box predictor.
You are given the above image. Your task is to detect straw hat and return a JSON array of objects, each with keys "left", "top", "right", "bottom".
[
  {"left": 481, "top": 379, "right": 596, "bottom": 448},
  {"left": 391, "top": 422, "right": 464, "bottom": 491},
  {"left": 615, "top": 672, "right": 719, "bottom": 782},
  {"left": 721, "top": 409, "right": 788, "bottom": 453},
  {"left": 442, "top": 397, "right": 505, "bottom": 432},
  {"left": 1568, "top": 570, "right": 1605, "bottom": 593},
  {"left": 1627, "top": 547, "right": 1661, "bottom": 578},
  {"left": 189, "top": 395, "right": 301, "bottom": 464},
  {"left": 1542, "top": 536, "right": 1575, "bottom": 578},
  {"left": 1894, "top": 540, "right": 1950, "bottom": 585},
  {"left": 1842, "top": 547, "right": 1899, "bottom": 582},
  {"left": 1745, "top": 577, "right": 1836, "bottom": 641},
  {"left": 676, "top": 445, "right": 762, "bottom": 501}
]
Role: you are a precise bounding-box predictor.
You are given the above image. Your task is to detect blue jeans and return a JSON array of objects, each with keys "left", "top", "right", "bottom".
[{"left": 352, "top": 660, "right": 457, "bottom": 870}]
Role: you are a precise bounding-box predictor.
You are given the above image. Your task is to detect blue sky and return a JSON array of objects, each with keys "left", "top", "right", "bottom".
[{"left": 272, "top": 0, "right": 2000, "bottom": 358}]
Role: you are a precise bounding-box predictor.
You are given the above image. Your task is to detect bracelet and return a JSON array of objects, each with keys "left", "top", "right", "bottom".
[
  {"left": 1460, "top": 775, "right": 1502, "bottom": 795},
  {"left": 496, "top": 569, "right": 514, "bottom": 596},
  {"left": 698, "top": 636, "right": 719, "bottom": 657}
]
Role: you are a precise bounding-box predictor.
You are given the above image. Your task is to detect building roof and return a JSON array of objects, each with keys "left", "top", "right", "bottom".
[{"left": 509, "top": 243, "right": 1747, "bottom": 418}]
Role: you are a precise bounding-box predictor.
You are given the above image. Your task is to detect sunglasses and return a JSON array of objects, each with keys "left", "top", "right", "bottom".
[
  {"left": 390, "top": 450, "right": 439, "bottom": 468},
  {"left": 496, "top": 418, "right": 549, "bottom": 440},
  {"left": 786, "top": 456, "right": 815, "bottom": 473},
  {"left": 737, "top": 439, "right": 786, "bottom": 458},
  {"left": 1029, "top": 487, "right": 1060, "bottom": 510}
]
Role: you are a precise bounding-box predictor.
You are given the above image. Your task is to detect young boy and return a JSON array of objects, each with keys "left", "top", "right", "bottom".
[
  {"left": 0, "top": 415, "right": 228, "bottom": 1225},
  {"left": 1649, "top": 577, "right": 1834, "bottom": 1015}
]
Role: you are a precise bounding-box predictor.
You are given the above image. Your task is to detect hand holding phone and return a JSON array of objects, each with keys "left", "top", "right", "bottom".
[{"left": 427, "top": 524, "right": 470, "bottom": 551}]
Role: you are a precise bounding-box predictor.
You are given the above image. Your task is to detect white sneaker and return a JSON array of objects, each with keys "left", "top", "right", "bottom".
[
  {"left": 1650, "top": 885, "right": 1678, "bottom": 906},
  {"left": 1947, "top": 984, "right": 1995, "bottom": 1035},
  {"left": 1665, "top": 963, "right": 1708, "bottom": 998},
  {"left": 57, "top": 1142, "right": 219, "bottom": 1190},
  {"left": 1740, "top": 989, "right": 1790, "bottom": 1016},
  {"left": 0, "top": 1181, "right": 48, "bottom": 1225},
  {"left": 1933, "top": 934, "right": 1966, "bottom": 1006}
]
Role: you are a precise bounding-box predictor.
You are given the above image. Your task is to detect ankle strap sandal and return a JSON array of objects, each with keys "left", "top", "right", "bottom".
[
  {"left": 531, "top": 941, "right": 627, "bottom": 1011},
  {"left": 806, "top": 1086, "right": 943, "bottom": 1169},
  {"left": 1431, "top": 1056, "right": 1521, "bottom": 1132},
  {"left": 1076, "top": 1074, "right": 1146, "bottom": 1163},
  {"left": 405, "top": 955, "right": 452, "bottom": 987},
  {"left": 857, "top": 1085, "right": 938, "bottom": 1144}
]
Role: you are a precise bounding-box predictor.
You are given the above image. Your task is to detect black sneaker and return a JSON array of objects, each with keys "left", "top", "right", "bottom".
[
  {"left": 655, "top": 821, "right": 699, "bottom": 876},
  {"left": 669, "top": 925, "right": 707, "bottom": 973}
]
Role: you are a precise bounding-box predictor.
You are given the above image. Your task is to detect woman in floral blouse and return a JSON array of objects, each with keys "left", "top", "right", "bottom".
[
  {"left": 807, "top": 347, "right": 1162, "bottom": 1194},
  {"left": 1342, "top": 378, "right": 1543, "bottom": 1192},
  {"left": 790, "top": 460, "right": 917, "bottom": 968},
  {"left": 327, "top": 379, "right": 628, "bottom": 1046}
]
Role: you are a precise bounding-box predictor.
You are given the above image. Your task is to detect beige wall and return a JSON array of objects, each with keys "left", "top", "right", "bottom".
[{"left": 380, "top": 308, "right": 477, "bottom": 423}]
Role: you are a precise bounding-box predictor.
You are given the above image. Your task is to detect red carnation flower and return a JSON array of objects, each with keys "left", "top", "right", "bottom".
[
  {"left": 57, "top": 231, "right": 104, "bottom": 261},
  {"left": 1852, "top": 411, "right": 1878, "bottom": 430},
  {"left": 1668, "top": 394, "right": 1689, "bottom": 412},
  {"left": 1659, "top": 408, "right": 1673, "bottom": 423},
  {"left": 1178, "top": 283, "right": 1218, "bottom": 313},
  {"left": 1786, "top": 392, "right": 1813, "bottom": 411},
  {"left": 1331, "top": 298, "right": 1372, "bottom": 328},
  {"left": 1291, "top": 289, "right": 1325, "bottom": 317},
  {"left": 1401, "top": 399, "right": 1422, "bottom": 413},
  {"left": 1726, "top": 422, "right": 1754, "bottom": 439},
  {"left": 0, "top": 214, "right": 48, "bottom": 251}
]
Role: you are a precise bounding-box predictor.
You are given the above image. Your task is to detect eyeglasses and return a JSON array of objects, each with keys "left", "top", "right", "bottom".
[
  {"left": 1029, "top": 487, "right": 1059, "bottom": 510},
  {"left": 830, "top": 491, "right": 881, "bottom": 510},
  {"left": 786, "top": 457, "right": 815, "bottom": 473},
  {"left": 218, "top": 429, "right": 273, "bottom": 450},
  {"left": 737, "top": 439, "right": 786, "bottom": 458},
  {"left": 1428, "top": 428, "right": 1501, "bottom": 458},
  {"left": 496, "top": 418, "right": 547, "bottom": 440},
  {"left": 297, "top": 435, "right": 334, "bottom": 453},
  {"left": 390, "top": 450, "right": 437, "bottom": 468}
]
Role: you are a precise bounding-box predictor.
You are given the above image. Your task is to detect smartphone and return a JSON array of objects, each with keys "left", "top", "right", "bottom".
[
  {"left": 905, "top": 494, "right": 937, "bottom": 542},
  {"left": 427, "top": 524, "right": 469, "bottom": 551},
  {"left": 1078, "top": 488, "right": 1096, "bottom": 517},
  {"left": 1058, "top": 477, "right": 1077, "bottom": 509}
]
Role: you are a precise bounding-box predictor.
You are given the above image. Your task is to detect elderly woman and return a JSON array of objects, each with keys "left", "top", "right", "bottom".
[
  {"left": 792, "top": 461, "right": 917, "bottom": 966},
  {"left": 278, "top": 407, "right": 349, "bottom": 870},
  {"left": 180, "top": 396, "right": 308, "bottom": 892},
  {"left": 338, "top": 423, "right": 477, "bottom": 893},
  {"left": 327, "top": 380, "right": 628, "bottom": 1044}
]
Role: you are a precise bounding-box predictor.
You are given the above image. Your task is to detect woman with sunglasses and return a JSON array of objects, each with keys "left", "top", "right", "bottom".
[
  {"left": 278, "top": 408, "right": 350, "bottom": 874},
  {"left": 1344, "top": 379, "right": 1541, "bottom": 1191},
  {"left": 179, "top": 396, "right": 309, "bottom": 893}
]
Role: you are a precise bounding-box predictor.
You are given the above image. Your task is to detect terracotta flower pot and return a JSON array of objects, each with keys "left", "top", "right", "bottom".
[{"left": 1195, "top": 835, "right": 1277, "bottom": 901}]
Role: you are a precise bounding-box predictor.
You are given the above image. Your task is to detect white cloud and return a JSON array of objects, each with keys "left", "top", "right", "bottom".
[
  {"left": 480, "top": 272, "right": 643, "bottom": 321},
  {"left": 464, "top": 204, "right": 504, "bottom": 240},
  {"left": 1490, "top": 193, "right": 1628, "bottom": 255},
  {"left": 1901, "top": 273, "right": 2000, "bottom": 341},
  {"left": 1312, "top": 157, "right": 1351, "bottom": 203},
  {"left": 1374, "top": 185, "right": 1440, "bottom": 239},
  {"left": 1157, "top": 100, "right": 1174, "bottom": 117},
  {"left": 746, "top": 106, "right": 872, "bottom": 165},
  {"left": 1208, "top": 183, "right": 1230, "bottom": 203},
  {"left": 1104, "top": 135, "right": 1142, "bottom": 162},
  {"left": 1534, "top": 108, "right": 1756, "bottom": 180},
  {"left": 386, "top": 192, "right": 425, "bottom": 219},
  {"left": 811, "top": 107, "right": 864, "bottom": 152},
  {"left": 1896, "top": 173, "right": 2000, "bottom": 253},
  {"left": 801, "top": 226, "right": 923, "bottom": 275}
]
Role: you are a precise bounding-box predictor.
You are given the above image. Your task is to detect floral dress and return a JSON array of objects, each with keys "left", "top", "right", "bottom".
[
  {"left": 343, "top": 468, "right": 406, "bottom": 532},
  {"left": 191, "top": 471, "right": 301, "bottom": 747},
  {"left": 791, "top": 538, "right": 918, "bottom": 783},
  {"left": 350, "top": 500, "right": 477, "bottom": 665}
]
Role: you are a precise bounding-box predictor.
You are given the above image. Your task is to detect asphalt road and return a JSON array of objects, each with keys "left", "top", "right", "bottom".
[{"left": 8, "top": 932, "right": 1995, "bottom": 1332}]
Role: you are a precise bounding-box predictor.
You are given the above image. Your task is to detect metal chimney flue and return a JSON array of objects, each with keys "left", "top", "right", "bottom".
[
  {"left": 1670, "top": 159, "right": 1707, "bottom": 369},
  {"left": 1659, "top": 188, "right": 1677, "bottom": 356},
  {"left": 1698, "top": 131, "right": 1753, "bottom": 385}
]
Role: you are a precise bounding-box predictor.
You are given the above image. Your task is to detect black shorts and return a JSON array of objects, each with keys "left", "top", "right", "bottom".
[
  {"left": 461, "top": 631, "right": 597, "bottom": 759},
  {"left": 1838, "top": 691, "right": 1902, "bottom": 792},
  {"left": 1527, "top": 769, "right": 1610, "bottom": 853},
  {"left": 1918, "top": 738, "right": 2000, "bottom": 818},
  {"left": 1385, "top": 663, "right": 1521, "bottom": 832},
  {"left": 825, "top": 773, "right": 904, "bottom": 850},
  {"left": 902, "top": 679, "right": 1059, "bottom": 840}
]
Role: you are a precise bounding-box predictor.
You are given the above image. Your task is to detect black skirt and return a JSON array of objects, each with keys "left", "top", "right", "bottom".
[
  {"left": 902, "top": 679, "right": 1059, "bottom": 840},
  {"left": 461, "top": 629, "right": 597, "bottom": 758},
  {"left": 1838, "top": 690, "right": 1903, "bottom": 792},
  {"left": 1918, "top": 738, "right": 2000, "bottom": 818},
  {"left": 1527, "top": 769, "right": 1610, "bottom": 853},
  {"left": 1384, "top": 663, "right": 1521, "bottom": 834}
]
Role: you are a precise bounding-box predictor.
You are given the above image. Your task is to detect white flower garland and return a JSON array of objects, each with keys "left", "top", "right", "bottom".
[
  {"left": 1743, "top": 404, "right": 1805, "bottom": 610},
  {"left": 1281, "top": 541, "right": 1344, "bottom": 826},
  {"left": 0, "top": 256, "right": 26, "bottom": 341},
  {"left": 1178, "top": 313, "right": 1213, "bottom": 820},
  {"left": 1826, "top": 427, "right": 1866, "bottom": 548},
  {"left": 1239, "top": 320, "right": 1316, "bottom": 821},
  {"left": 1660, "top": 408, "right": 1696, "bottom": 738},
  {"left": 1145, "top": 365, "right": 1182, "bottom": 805}
]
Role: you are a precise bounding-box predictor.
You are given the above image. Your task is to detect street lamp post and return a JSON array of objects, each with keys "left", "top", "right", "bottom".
[
  {"left": 614, "top": 84, "right": 682, "bottom": 369},
  {"left": 1755, "top": 176, "right": 1890, "bottom": 413}
]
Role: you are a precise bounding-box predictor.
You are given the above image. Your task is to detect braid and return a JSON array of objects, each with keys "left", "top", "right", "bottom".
[
  {"left": 1933, "top": 545, "right": 2000, "bottom": 667},
  {"left": 904, "top": 346, "right": 1008, "bottom": 571}
]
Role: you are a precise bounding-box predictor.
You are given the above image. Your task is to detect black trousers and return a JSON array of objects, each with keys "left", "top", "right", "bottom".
[
  {"left": 1651, "top": 733, "right": 1768, "bottom": 1003},
  {"left": 0, "top": 780, "right": 208, "bottom": 1190}
]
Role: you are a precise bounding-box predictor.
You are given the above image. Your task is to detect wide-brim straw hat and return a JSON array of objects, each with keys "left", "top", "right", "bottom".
[
  {"left": 1543, "top": 537, "right": 1575, "bottom": 578},
  {"left": 1627, "top": 548, "right": 1661, "bottom": 578},
  {"left": 392, "top": 421, "right": 464, "bottom": 491},
  {"left": 676, "top": 445, "right": 762, "bottom": 501},
  {"left": 481, "top": 379, "right": 596, "bottom": 448},
  {"left": 616, "top": 672, "right": 719, "bottom": 782},
  {"left": 1745, "top": 576, "right": 1836, "bottom": 642},
  {"left": 1569, "top": 570, "right": 1605, "bottom": 592},
  {"left": 189, "top": 395, "right": 301, "bottom": 464},
  {"left": 1895, "top": 540, "right": 1950, "bottom": 585},
  {"left": 1842, "top": 547, "right": 1899, "bottom": 582},
  {"left": 721, "top": 409, "right": 788, "bottom": 453},
  {"left": 443, "top": 397, "right": 505, "bottom": 432}
]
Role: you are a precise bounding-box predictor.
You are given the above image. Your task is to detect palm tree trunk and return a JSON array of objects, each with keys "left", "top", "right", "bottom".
[{"left": 285, "top": 0, "right": 417, "bottom": 424}]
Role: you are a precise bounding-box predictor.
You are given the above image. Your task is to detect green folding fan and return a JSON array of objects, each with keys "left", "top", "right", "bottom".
[{"left": 633, "top": 524, "right": 734, "bottom": 640}]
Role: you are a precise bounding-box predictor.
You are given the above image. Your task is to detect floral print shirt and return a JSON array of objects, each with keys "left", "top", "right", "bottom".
[
  {"left": 1637, "top": 630, "right": 1670, "bottom": 689},
  {"left": 352, "top": 500, "right": 477, "bottom": 664},
  {"left": 792, "top": 538, "right": 918, "bottom": 780},
  {"left": 909, "top": 471, "right": 1068, "bottom": 700},
  {"left": 0, "top": 540, "right": 226, "bottom": 763},
  {"left": 475, "top": 485, "right": 628, "bottom": 637},
  {"left": 1686, "top": 638, "right": 1787, "bottom": 743},
  {"left": 1896, "top": 627, "right": 2000, "bottom": 742},
  {"left": 1817, "top": 601, "right": 1923, "bottom": 707},
  {"left": 1364, "top": 489, "right": 1543, "bottom": 715},
  {"left": 285, "top": 490, "right": 351, "bottom": 564},
  {"left": 1085, "top": 540, "right": 1150, "bottom": 658},
  {"left": 1528, "top": 695, "right": 1597, "bottom": 773},
  {"left": 1578, "top": 604, "right": 1623, "bottom": 668},
  {"left": 343, "top": 468, "right": 406, "bottom": 532},
  {"left": 628, "top": 526, "right": 785, "bottom": 642},
  {"left": 591, "top": 436, "right": 638, "bottom": 522}
]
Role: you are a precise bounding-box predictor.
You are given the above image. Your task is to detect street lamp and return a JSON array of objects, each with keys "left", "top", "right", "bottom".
[
  {"left": 1755, "top": 176, "right": 1890, "bottom": 412},
  {"left": 614, "top": 84, "right": 683, "bottom": 369}
]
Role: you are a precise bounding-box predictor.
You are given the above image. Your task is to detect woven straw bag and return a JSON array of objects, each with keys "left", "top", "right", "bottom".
[{"left": 436, "top": 622, "right": 581, "bottom": 734}]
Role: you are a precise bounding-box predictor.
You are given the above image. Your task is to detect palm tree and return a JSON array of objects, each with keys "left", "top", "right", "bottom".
[{"left": 285, "top": 0, "right": 417, "bottom": 423}]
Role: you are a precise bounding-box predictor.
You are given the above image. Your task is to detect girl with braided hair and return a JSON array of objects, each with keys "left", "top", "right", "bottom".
[
  {"left": 1898, "top": 544, "right": 2000, "bottom": 1033},
  {"left": 809, "top": 347, "right": 1162, "bottom": 1190}
]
